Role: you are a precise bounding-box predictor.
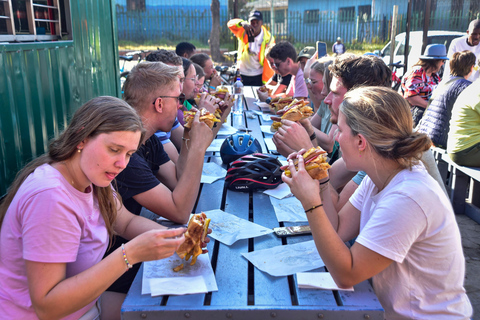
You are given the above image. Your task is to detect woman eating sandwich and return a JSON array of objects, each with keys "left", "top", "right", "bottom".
[{"left": 282, "top": 86, "right": 472, "bottom": 319}]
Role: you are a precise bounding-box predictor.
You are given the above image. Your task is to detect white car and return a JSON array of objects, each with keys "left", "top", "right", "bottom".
[{"left": 375, "top": 30, "right": 466, "bottom": 77}]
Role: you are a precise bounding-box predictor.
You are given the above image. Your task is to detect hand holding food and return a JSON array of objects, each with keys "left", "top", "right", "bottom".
[
  {"left": 184, "top": 108, "right": 220, "bottom": 129},
  {"left": 270, "top": 99, "right": 313, "bottom": 132},
  {"left": 281, "top": 147, "right": 330, "bottom": 180}
]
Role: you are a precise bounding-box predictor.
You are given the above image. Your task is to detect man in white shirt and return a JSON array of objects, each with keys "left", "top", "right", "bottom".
[{"left": 445, "top": 19, "right": 480, "bottom": 82}]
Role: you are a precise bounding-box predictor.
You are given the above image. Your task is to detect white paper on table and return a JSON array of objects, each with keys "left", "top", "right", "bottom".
[
  {"left": 297, "top": 272, "right": 354, "bottom": 291},
  {"left": 150, "top": 275, "right": 208, "bottom": 296},
  {"left": 217, "top": 123, "right": 238, "bottom": 136},
  {"left": 270, "top": 196, "right": 307, "bottom": 222},
  {"left": 260, "top": 125, "right": 274, "bottom": 135},
  {"left": 206, "top": 138, "right": 225, "bottom": 152},
  {"left": 204, "top": 209, "right": 273, "bottom": 245},
  {"left": 142, "top": 253, "right": 218, "bottom": 296},
  {"left": 242, "top": 240, "right": 324, "bottom": 277},
  {"left": 264, "top": 138, "right": 278, "bottom": 153},
  {"left": 254, "top": 101, "right": 271, "bottom": 112},
  {"left": 252, "top": 110, "right": 272, "bottom": 122},
  {"left": 263, "top": 183, "right": 292, "bottom": 200},
  {"left": 201, "top": 162, "right": 227, "bottom": 184}
]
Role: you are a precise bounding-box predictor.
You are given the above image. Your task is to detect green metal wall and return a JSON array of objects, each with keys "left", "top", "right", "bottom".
[{"left": 0, "top": 0, "right": 120, "bottom": 196}]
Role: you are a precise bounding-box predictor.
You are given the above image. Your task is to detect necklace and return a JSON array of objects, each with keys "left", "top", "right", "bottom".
[
  {"left": 380, "top": 168, "right": 402, "bottom": 192},
  {"left": 61, "top": 160, "right": 77, "bottom": 189}
]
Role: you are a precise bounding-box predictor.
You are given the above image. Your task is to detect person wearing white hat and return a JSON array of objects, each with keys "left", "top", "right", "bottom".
[
  {"left": 401, "top": 43, "right": 448, "bottom": 127},
  {"left": 332, "top": 37, "right": 345, "bottom": 56}
]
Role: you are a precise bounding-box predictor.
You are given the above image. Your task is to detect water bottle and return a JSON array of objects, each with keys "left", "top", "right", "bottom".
[{"left": 233, "top": 77, "right": 244, "bottom": 115}]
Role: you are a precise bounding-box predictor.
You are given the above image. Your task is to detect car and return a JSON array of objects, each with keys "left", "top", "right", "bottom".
[{"left": 374, "top": 30, "right": 466, "bottom": 77}]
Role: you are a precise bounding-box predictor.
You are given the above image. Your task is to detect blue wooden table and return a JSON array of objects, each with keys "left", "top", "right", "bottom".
[{"left": 121, "top": 87, "right": 384, "bottom": 320}]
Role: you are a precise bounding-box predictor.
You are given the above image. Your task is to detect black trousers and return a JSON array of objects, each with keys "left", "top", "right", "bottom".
[{"left": 240, "top": 74, "right": 263, "bottom": 86}]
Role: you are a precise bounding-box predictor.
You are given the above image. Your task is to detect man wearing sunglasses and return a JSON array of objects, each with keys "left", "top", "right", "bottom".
[
  {"left": 103, "top": 61, "right": 214, "bottom": 303},
  {"left": 269, "top": 41, "right": 309, "bottom": 99}
]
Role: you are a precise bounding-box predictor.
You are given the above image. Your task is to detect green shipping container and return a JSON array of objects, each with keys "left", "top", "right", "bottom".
[{"left": 0, "top": 0, "right": 120, "bottom": 196}]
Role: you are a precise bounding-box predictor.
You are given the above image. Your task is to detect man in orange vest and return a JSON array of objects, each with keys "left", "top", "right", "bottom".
[{"left": 228, "top": 10, "right": 275, "bottom": 86}]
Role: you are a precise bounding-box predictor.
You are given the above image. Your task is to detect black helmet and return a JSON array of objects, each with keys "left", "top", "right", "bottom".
[
  {"left": 225, "top": 153, "right": 283, "bottom": 192},
  {"left": 220, "top": 133, "right": 262, "bottom": 164}
]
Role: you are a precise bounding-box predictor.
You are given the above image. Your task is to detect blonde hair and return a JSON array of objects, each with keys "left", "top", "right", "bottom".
[
  {"left": 0, "top": 96, "right": 145, "bottom": 242},
  {"left": 341, "top": 86, "right": 431, "bottom": 168},
  {"left": 123, "top": 61, "right": 181, "bottom": 112}
]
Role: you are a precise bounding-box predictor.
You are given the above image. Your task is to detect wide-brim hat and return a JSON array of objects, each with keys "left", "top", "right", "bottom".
[
  {"left": 297, "top": 46, "right": 316, "bottom": 61},
  {"left": 420, "top": 44, "right": 449, "bottom": 60},
  {"left": 248, "top": 10, "right": 263, "bottom": 21}
]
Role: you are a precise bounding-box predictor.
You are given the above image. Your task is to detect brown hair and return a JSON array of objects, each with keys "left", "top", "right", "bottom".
[
  {"left": 414, "top": 58, "right": 442, "bottom": 74},
  {"left": 0, "top": 96, "right": 145, "bottom": 242},
  {"left": 449, "top": 50, "right": 476, "bottom": 77},
  {"left": 146, "top": 49, "right": 182, "bottom": 66},
  {"left": 329, "top": 53, "right": 392, "bottom": 90},
  {"left": 190, "top": 53, "right": 212, "bottom": 68},
  {"left": 123, "top": 61, "right": 181, "bottom": 112},
  {"left": 311, "top": 56, "right": 334, "bottom": 92},
  {"left": 341, "top": 86, "right": 431, "bottom": 169}
]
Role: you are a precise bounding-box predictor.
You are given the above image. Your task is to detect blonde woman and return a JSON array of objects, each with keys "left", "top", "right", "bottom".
[{"left": 283, "top": 87, "right": 472, "bottom": 319}]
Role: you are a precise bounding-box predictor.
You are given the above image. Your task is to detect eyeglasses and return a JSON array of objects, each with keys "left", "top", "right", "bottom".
[
  {"left": 152, "top": 93, "right": 186, "bottom": 105},
  {"left": 185, "top": 75, "right": 199, "bottom": 83},
  {"left": 305, "top": 78, "right": 319, "bottom": 86},
  {"left": 272, "top": 60, "right": 285, "bottom": 68}
]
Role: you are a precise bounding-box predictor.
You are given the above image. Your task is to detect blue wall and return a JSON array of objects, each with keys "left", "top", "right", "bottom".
[{"left": 116, "top": 0, "right": 229, "bottom": 44}]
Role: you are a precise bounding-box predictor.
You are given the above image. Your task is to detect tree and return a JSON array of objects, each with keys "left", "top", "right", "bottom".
[{"left": 210, "top": 0, "right": 224, "bottom": 62}]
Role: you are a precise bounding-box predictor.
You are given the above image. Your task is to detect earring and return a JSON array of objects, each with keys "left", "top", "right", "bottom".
[{"left": 78, "top": 149, "right": 81, "bottom": 153}]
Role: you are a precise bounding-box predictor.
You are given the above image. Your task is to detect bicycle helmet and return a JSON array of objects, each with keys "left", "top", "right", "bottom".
[
  {"left": 220, "top": 133, "right": 262, "bottom": 164},
  {"left": 225, "top": 153, "right": 283, "bottom": 191}
]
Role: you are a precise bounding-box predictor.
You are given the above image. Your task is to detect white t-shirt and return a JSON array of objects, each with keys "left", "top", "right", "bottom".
[
  {"left": 350, "top": 165, "right": 472, "bottom": 319},
  {"left": 238, "top": 28, "right": 264, "bottom": 76},
  {"left": 445, "top": 36, "right": 480, "bottom": 82}
]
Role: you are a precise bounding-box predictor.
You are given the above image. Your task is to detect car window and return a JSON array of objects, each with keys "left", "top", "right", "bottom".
[
  {"left": 382, "top": 40, "right": 400, "bottom": 56},
  {"left": 397, "top": 42, "right": 411, "bottom": 56},
  {"left": 428, "top": 35, "right": 458, "bottom": 48}
]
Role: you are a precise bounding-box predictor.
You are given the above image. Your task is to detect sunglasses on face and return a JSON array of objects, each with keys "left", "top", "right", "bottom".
[
  {"left": 272, "top": 60, "right": 285, "bottom": 68},
  {"left": 152, "top": 93, "right": 186, "bottom": 105}
]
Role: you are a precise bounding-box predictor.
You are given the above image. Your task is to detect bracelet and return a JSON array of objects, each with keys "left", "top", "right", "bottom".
[
  {"left": 182, "top": 137, "right": 190, "bottom": 150},
  {"left": 209, "top": 85, "right": 216, "bottom": 90},
  {"left": 319, "top": 178, "right": 330, "bottom": 185},
  {"left": 309, "top": 131, "right": 317, "bottom": 141},
  {"left": 121, "top": 243, "right": 133, "bottom": 270},
  {"left": 305, "top": 203, "right": 323, "bottom": 213}
]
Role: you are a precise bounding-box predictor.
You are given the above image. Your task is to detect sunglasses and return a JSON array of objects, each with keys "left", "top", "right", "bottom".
[
  {"left": 272, "top": 60, "right": 285, "bottom": 68},
  {"left": 152, "top": 93, "right": 186, "bottom": 105}
]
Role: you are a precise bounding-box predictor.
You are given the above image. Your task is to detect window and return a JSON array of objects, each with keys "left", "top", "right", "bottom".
[
  {"left": 338, "top": 6, "right": 355, "bottom": 22},
  {"left": 358, "top": 5, "right": 371, "bottom": 20},
  {"left": 304, "top": 9, "right": 319, "bottom": 24},
  {"left": 0, "top": 0, "right": 72, "bottom": 43}
]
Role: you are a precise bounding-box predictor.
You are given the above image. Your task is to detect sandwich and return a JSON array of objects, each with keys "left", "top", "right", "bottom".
[
  {"left": 213, "top": 86, "right": 229, "bottom": 99},
  {"left": 270, "top": 99, "right": 313, "bottom": 132},
  {"left": 175, "top": 212, "right": 211, "bottom": 269},
  {"left": 282, "top": 147, "right": 331, "bottom": 180},
  {"left": 268, "top": 97, "right": 293, "bottom": 113},
  {"left": 184, "top": 108, "right": 220, "bottom": 129}
]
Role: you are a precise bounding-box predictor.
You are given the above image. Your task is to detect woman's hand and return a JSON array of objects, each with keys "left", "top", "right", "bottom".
[
  {"left": 127, "top": 228, "right": 186, "bottom": 264},
  {"left": 282, "top": 151, "right": 322, "bottom": 210},
  {"left": 199, "top": 94, "right": 216, "bottom": 113},
  {"left": 209, "top": 72, "right": 223, "bottom": 88}
]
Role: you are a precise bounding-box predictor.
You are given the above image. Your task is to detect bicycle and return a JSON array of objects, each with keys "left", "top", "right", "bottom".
[
  {"left": 389, "top": 61, "right": 405, "bottom": 92},
  {"left": 215, "top": 51, "right": 238, "bottom": 85},
  {"left": 119, "top": 50, "right": 149, "bottom": 90}
]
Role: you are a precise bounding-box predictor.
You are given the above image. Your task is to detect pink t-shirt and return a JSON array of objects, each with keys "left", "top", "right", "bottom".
[
  {"left": 0, "top": 164, "right": 108, "bottom": 319},
  {"left": 286, "top": 67, "right": 309, "bottom": 99}
]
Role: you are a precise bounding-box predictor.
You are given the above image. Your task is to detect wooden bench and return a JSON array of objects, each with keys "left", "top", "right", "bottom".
[{"left": 431, "top": 147, "right": 480, "bottom": 224}]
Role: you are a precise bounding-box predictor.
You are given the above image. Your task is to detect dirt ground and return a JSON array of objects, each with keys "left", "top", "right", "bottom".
[{"left": 457, "top": 214, "right": 480, "bottom": 318}]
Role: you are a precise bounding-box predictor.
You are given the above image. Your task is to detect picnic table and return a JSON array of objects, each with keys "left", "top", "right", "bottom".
[{"left": 121, "top": 87, "right": 384, "bottom": 320}]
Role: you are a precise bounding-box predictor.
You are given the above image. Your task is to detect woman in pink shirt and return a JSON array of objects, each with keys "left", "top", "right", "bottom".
[{"left": 0, "top": 96, "right": 192, "bottom": 319}]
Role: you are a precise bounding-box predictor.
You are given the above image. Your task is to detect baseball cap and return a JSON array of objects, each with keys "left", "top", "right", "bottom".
[
  {"left": 248, "top": 10, "right": 263, "bottom": 21},
  {"left": 297, "top": 46, "right": 316, "bottom": 61},
  {"left": 337, "top": 37, "right": 342, "bottom": 41}
]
